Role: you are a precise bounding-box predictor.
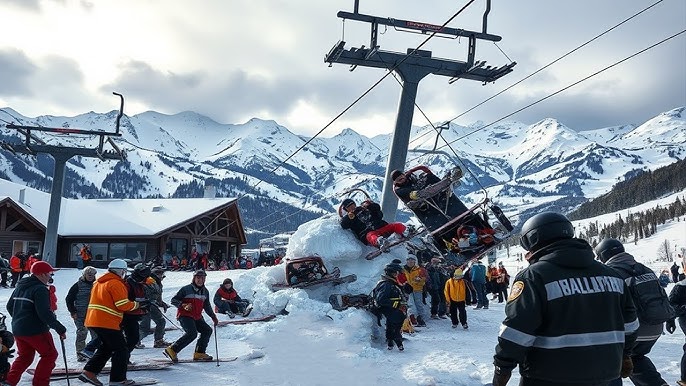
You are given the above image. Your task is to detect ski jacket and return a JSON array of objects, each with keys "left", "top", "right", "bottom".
[
  {"left": 80, "top": 246, "right": 92, "bottom": 262},
  {"left": 404, "top": 265, "right": 427, "bottom": 292},
  {"left": 85, "top": 271, "right": 140, "bottom": 330},
  {"left": 605, "top": 252, "right": 667, "bottom": 341},
  {"left": 65, "top": 278, "right": 95, "bottom": 318},
  {"left": 393, "top": 171, "right": 440, "bottom": 202},
  {"left": 493, "top": 238, "right": 638, "bottom": 383},
  {"left": 125, "top": 277, "right": 148, "bottom": 317},
  {"left": 668, "top": 279, "right": 686, "bottom": 318},
  {"left": 340, "top": 202, "right": 386, "bottom": 244},
  {"left": 426, "top": 264, "right": 448, "bottom": 293},
  {"left": 373, "top": 275, "right": 406, "bottom": 324},
  {"left": 213, "top": 286, "right": 242, "bottom": 308},
  {"left": 444, "top": 278, "right": 466, "bottom": 302},
  {"left": 9, "top": 255, "right": 22, "bottom": 273},
  {"left": 470, "top": 262, "right": 487, "bottom": 284},
  {"left": 7, "top": 275, "right": 67, "bottom": 337},
  {"left": 171, "top": 282, "right": 216, "bottom": 321}
]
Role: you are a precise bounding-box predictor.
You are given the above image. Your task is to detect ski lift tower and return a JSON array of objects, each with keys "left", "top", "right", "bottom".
[
  {"left": 325, "top": 0, "right": 515, "bottom": 221},
  {"left": 0, "top": 93, "right": 127, "bottom": 266}
]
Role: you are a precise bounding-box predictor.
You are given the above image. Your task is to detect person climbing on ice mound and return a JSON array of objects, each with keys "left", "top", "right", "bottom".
[{"left": 339, "top": 198, "right": 406, "bottom": 250}]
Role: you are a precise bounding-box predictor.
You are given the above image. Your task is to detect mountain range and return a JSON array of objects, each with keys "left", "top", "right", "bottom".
[{"left": 1, "top": 106, "right": 684, "bottom": 244}]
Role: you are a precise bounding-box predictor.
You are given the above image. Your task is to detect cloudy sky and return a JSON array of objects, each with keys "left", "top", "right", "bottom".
[{"left": 0, "top": 0, "right": 684, "bottom": 137}]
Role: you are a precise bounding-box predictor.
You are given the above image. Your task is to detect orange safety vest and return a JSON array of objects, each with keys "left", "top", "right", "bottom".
[{"left": 85, "top": 272, "right": 139, "bottom": 330}]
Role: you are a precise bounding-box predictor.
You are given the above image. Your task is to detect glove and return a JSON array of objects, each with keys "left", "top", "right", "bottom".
[
  {"left": 492, "top": 366, "right": 512, "bottom": 386},
  {"left": 620, "top": 356, "right": 633, "bottom": 378},
  {"left": 138, "top": 300, "right": 150, "bottom": 311},
  {"left": 211, "top": 315, "right": 219, "bottom": 326},
  {"left": 409, "top": 191, "right": 419, "bottom": 200},
  {"left": 666, "top": 318, "right": 676, "bottom": 334},
  {"left": 182, "top": 303, "right": 193, "bottom": 312},
  {"left": 0, "top": 346, "right": 15, "bottom": 358}
]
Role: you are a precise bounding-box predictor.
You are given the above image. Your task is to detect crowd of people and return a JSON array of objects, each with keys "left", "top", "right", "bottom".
[{"left": 0, "top": 257, "right": 256, "bottom": 386}]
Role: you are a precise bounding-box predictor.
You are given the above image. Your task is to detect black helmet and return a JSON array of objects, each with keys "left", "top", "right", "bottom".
[
  {"left": 594, "top": 238, "right": 625, "bottom": 263},
  {"left": 193, "top": 269, "right": 207, "bottom": 277},
  {"left": 341, "top": 198, "right": 355, "bottom": 209},
  {"left": 384, "top": 263, "right": 403, "bottom": 276},
  {"left": 519, "top": 212, "right": 574, "bottom": 252},
  {"left": 132, "top": 263, "right": 151, "bottom": 282}
]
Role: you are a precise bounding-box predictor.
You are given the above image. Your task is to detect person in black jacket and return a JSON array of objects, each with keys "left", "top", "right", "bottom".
[
  {"left": 339, "top": 198, "right": 405, "bottom": 249},
  {"left": 667, "top": 277, "right": 686, "bottom": 385},
  {"left": 426, "top": 257, "right": 449, "bottom": 319},
  {"left": 596, "top": 238, "right": 670, "bottom": 386},
  {"left": 372, "top": 263, "right": 408, "bottom": 351},
  {"left": 5, "top": 261, "right": 67, "bottom": 386},
  {"left": 65, "top": 266, "right": 98, "bottom": 361},
  {"left": 491, "top": 212, "right": 638, "bottom": 386}
]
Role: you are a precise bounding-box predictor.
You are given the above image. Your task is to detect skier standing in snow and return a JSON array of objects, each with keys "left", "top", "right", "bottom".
[
  {"left": 444, "top": 268, "right": 468, "bottom": 329},
  {"left": 79, "top": 259, "right": 146, "bottom": 386},
  {"left": 65, "top": 266, "right": 98, "bottom": 361},
  {"left": 138, "top": 267, "right": 171, "bottom": 348},
  {"left": 164, "top": 270, "right": 219, "bottom": 362},
  {"left": 5, "top": 261, "right": 67, "bottom": 386},
  {"left": 596, "top": 238, "right": 671, "bottom": 386},
  {"left": 491, "top": 212, "right": 639, "bottom": 386},
  {"left": 403, "top": 256, "right": 428, "bottom": 327},
  {"left": 373, "top": 263, "right": 408, "bottom": 351},
  {"left": 426, "top": 257, "right": 448, "bottom": 319},
  {"left": 123, "top": 264, "right": 150, "bottom": 353}
]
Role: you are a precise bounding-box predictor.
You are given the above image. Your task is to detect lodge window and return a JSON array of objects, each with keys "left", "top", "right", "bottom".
[
  {"left": 12, "top": 240, "right": 42, "bottom": 256},
  {"left": 166, "top": 238, "right": 188, "bottom": 259},
  {"left": 69, "top": 243, "right": 144, "bottom": 262}
]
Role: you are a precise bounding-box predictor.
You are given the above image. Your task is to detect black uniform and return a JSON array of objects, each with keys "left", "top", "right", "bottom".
[
  {"left": 494, "top": 238, "right": 638, "bottom": 385},
  {"left": 373, "top": 275, "right": 407, "bottom": 348}
]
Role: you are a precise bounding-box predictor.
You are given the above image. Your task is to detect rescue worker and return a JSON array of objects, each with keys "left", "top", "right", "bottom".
[{"left": 491, "top": 212, "right": 639, "bottom": 386}]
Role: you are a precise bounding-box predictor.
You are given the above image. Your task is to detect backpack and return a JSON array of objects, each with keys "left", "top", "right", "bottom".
[{"left": 614, "top": 263, "right": 676, "bottom": 325}]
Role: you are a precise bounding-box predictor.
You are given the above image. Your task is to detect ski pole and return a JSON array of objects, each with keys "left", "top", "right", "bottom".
[
  {"left": 213, "top": 324, "right": 219, "bottom": 367},
  {"left": 159, "top": 311, "right": 182, "bottom": 330},
  {"left": 60, "top": 336, "right": 70, "bottom": 386}
]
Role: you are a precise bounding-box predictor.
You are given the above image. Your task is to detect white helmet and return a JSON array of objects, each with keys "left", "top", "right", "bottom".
[{"left": 108, "top": 259, "right": 128, "bottom": 270}]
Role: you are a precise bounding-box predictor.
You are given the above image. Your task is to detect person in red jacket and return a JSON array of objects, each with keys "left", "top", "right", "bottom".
[{"left": 164, "top": 270, "right": 218, "bottom": 362}]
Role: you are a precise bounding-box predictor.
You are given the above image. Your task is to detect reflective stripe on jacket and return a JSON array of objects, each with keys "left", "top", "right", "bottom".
[{"left": 85, "top": 271, "right": 139, "bottom": 330}]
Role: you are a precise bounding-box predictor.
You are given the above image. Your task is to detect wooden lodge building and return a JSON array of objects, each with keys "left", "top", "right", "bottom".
[{"left": 0, "top": 179, "right": 247, "bottom": 268}]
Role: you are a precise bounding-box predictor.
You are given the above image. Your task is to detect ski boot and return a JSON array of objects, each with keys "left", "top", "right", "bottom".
[
  {"left": 163, "top": 346, "right": 178, "bottom": 363},
  {"left": 242, "top": 304, "right": 253, "bottom": 318},
  {"left": 78, "top": 371, "right": 103, "bottom": 386},
  {"left": 193, "top": 352, "right": 213, "bottom": 361},
  {"left": 154, "top": 339, "right": 172, "bottom": 348},
  {"left": 416, "top": 316, "right": 426, "bottom": 327}
]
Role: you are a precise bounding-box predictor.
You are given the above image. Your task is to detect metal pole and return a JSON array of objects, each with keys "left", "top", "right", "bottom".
[
  {"left": 213, "top": 324, "right": 219, "bottom": 367},
  {"left": 43, "top": 153, "right": 71, "bottom": 266},
  {"left": 60, "top": 337, "right": 70, "bottom": 386}
]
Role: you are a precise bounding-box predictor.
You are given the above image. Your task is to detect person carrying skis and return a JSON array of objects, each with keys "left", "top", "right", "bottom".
[
  {"left": 65, "top": 266, "right": 98, "bottom": 361},
  {"left": 372, "top": 263, "right": 408, "bottom": 351},
  {"left": 213, "top": 278, "right": 253, "bottom": 318},
  {"left": 5, "top": 261, "right": 67, "bottom": 386},
  {"left": 79, "top": 259, "right": 147, "bottom": 386},
  {"left": 164, "top": 270, "right": 219, "bottom": 362},
  {"left": 339, "top": 198, "right": 406, "bottom": 250},
  {"left": 138, "top": 267, "right": 171, "bottom": 349},
  {"left": 491, "top": 212, "right": 639, "bottom": 386}
]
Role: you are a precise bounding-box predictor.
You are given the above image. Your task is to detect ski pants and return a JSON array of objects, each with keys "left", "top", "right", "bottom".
[
  {"left": 121, "top": 314, "right": 141, "bottom": 353},
  {"left": 473, "top": 282, "right": 489, "bottom": 307},
  {"left": 139, "top": 306, "right": 166, "bottom": 341},
  {"left": 6, "top": 332, "right": 57, "bottom": 386},
  {"left": 448, "top": 301, "right": 467, "bottom": 327},
  {"left": 172, "top": 316, "right": 212, "bottom": 354},
  {"left": 429, "top": 290, "right": 446, "bottom": 316},
  {"left": 608, "top": 336, "right": 667, "bottom": 386},
  {"left": 407, "top": 291, "right": 427, "bottom": 319},
  {"left": 84, "top": 327, "right": 129, "bottom": 383},
  {"left": 365, "top": 223, "right": 406, "bottom": 247},
  {"left": 216, "top": 300, "right": 249, "bottom": 315},
  {"left": 73, "top": 315, "right": 96, "bottom": 353}
]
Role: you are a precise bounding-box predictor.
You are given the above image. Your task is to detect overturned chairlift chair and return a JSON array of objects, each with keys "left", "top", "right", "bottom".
[
  {"left": 271, "top": 256, "right": 356, "bottom": 291},
  {"left": 393, "top": 165, "right": 513, "bottom": 266}
]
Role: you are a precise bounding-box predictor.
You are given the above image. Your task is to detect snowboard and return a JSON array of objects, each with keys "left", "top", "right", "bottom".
[
  {"left": 151, "top": 356, "right": 238, "bottom": 364},
  {"left": 217, "top": 314, "right": 277, "bottom": 326},
  {"left": 329, "top": 294, "right": 373, "bottom": 311}
]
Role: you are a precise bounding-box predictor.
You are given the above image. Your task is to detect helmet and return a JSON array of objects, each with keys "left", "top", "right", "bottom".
[
  {"left": 108, "top": 259, "right": 128, "bottom": 270},
  {"left": 390, "top": 169, "right": 403, "bottom": 181},
  {"left": 453, "top": 268, "right": 464, "bottom": 279},
  {"left": 151, "top": 266, "right": 166, "bottom": 277},
  {"left": 519, "top": 212, "right": 574, "bottom": 252},
  {"left": 341, "top": 198, "right": 355, "bottom": 209},
  {"left": 132, "top": 263, "right": 151, "bottom": 282},
  {"left": 193, "top": 269, "right": 207, "bottom": 277},
  {"left": 383, "top": 263, "right": 403, "bottom": 276},
  {"left": 594, "top": 238, "right": 625, "bottom": 263}
]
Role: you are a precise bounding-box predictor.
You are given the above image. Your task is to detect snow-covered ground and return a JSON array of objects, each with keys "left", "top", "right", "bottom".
[{"left": 1, "top": 211, "right": 684, "bottom": 385}]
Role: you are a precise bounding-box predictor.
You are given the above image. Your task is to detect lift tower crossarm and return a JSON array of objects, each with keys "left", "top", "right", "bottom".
[{"left": 337, "top": 11, "right": 502, "bottom": 42}]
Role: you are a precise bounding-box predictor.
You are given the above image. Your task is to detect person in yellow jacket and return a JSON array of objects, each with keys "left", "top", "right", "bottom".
[
  {"left": 444, "top": 268, "right": 468, "bottom": 329},
  {"left": 404, "top": 256, "right": 428, "bottom": 327},
  {"left": 79, "top": 259, "right": 148, "bottom": 386}
]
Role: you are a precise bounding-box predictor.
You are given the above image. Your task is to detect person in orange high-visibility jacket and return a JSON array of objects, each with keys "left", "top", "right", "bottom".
[
  {"left": 80, "top": 259, "right": 147, "bottom": 386},
  {"left": 9, "top": 252, "right": 23, "bottom": 288}
]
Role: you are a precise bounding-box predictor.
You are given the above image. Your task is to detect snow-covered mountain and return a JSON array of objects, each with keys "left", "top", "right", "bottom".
[{"left": 1, "top": 106, "right": 684, "bottom": 236}]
